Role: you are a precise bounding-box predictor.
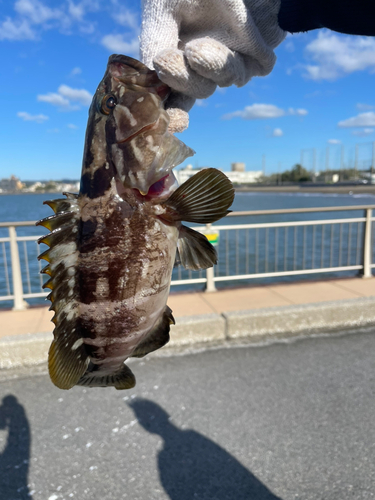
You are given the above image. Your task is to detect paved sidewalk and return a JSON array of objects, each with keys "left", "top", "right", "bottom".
[{"left": 1, "top": 277, "right": 374, "bottom": 339}]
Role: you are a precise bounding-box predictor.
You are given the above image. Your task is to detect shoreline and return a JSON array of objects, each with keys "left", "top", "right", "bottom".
[{"left": 235, "top": 185, "right": 375, "bottom": 194}]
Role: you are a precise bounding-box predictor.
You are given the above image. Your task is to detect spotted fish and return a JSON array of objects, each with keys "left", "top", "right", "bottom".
[{"left": 37, "top": 54, "right": 234, "bottom": 390}]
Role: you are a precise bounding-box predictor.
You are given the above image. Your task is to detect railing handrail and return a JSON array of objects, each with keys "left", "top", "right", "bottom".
[
  {"left": 2, "top": 204, "right": 375, "bottom": 228},
  {"left": 0, "top": 205, "right": 374, "bottom": 310},
  {"left": 226, "top": 205, "right": 375, "bottom": 216}
]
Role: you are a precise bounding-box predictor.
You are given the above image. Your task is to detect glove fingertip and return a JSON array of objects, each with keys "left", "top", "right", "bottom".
[{"left": 166, "top": 108, "right": 189, "bottom": 134}]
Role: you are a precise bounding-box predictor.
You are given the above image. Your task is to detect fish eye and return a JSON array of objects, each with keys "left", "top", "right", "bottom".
[{"left": 101, "top": 94, "right": 117, "bottom": 115}]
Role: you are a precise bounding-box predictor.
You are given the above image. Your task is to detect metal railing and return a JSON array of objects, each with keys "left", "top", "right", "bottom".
[{"left": 0, "top": 205, "right": 374, "bottom": 310}]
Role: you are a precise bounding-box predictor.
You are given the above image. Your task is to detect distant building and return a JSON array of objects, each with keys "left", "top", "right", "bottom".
[
  {"left": 231, "top": 162, "right": 245, "bottom": 172},
  {"left": 176, "top": 163, "right": 262, "bottom": 185},
  {"left": 0, "top": 175, "right": 24, "bottom": 193}
]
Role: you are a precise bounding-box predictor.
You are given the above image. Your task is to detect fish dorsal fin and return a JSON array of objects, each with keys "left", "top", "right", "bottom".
[
  {"left": 162, "top": 168, "right": 234, "bottom": 223},
  {"left": 177, "top": 225, "right": 217, "bottom": 270}
]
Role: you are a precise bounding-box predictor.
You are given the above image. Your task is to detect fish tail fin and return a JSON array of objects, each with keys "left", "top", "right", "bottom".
[
  {"left": 77, "top": 364, "right": 136, "bottom": 390},
  {"left": 161, "top": 168, "right": 234, "bottom": 224}
]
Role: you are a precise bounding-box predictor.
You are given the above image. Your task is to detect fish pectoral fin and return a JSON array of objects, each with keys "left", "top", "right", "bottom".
[
  {"left": 161, "top": 168, "right": 234, "bottom": 224},
  {"left": 131, "top": 306, "right": 174, "bottom": 358},
  {"left": 177, "top": 225, "right": 217, "bottom": 270},
  {"left": 49, "top": 337, "right": 89, "bottom": 390},
  {"left": 174, "top": 248, "right": 181, "bottom": 267}
]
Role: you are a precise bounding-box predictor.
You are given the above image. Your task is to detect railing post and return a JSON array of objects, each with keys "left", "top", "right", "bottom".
[
  {"left": 9, "top": 226, "right": 28, "bottom": 310},
  {"left": 361, "top": 208, "right": 372, "bottom": 278},
  {"left": 204, "top": 223, "right": 217, "bottom": 292},
  {"left": 205, "top": 266, "right": 217, "bottom": 292}
]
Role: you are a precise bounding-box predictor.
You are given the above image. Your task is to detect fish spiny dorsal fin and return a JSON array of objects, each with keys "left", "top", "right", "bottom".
[
  {"left": 161, "top": 168, "right": 234, "bottom": 224},
  {"left": 37, "top": 193, "right": 88, "bottom": 390}
]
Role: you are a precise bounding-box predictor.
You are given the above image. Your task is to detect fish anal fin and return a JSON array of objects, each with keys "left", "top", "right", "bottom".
[
  {"left": 177, "top": 225, "right": 217, "bottom": 270},
  {"left": 131, "top": 306, "right": 174, "bottom": 358},
  {"left": 162, "top": 168, "right": 234, "bottom": 224},
  {"left": 77, "top": 363, "right": 136, "bottom": 390},
  {"left": 114, "top": 364, "right": 136, "bottom": 390},
  {"left": 48, "top": 337, "right": 89, "bottom": 390}
]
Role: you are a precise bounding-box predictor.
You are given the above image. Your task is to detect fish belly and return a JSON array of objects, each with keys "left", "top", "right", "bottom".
[{"left": 77, "top": 205, "right": 178, "bottom": 378}]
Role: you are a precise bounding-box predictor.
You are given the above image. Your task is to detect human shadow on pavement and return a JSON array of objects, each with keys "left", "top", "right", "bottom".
[
  {"left": 0, "top": 395, "right": 32, "bottom": 499},
  {"left": 129, "top": 399, "right": 281, "bottom": 500}
]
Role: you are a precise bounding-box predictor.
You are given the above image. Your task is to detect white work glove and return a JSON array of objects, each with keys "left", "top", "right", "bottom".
[{"left": 140, "top": 0, "right": 286, "bottom": 133}]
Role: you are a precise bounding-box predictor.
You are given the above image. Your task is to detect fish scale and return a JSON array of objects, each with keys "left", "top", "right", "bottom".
[{"left": 37, "top": 54, "right": 235, "bottom": 390}]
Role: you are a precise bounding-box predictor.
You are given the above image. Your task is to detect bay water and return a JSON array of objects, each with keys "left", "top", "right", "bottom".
[{"left": 0, "top": 190, "right": 374, "bottom": 308}]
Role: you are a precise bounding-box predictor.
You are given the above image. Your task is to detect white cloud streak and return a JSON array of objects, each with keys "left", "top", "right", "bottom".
[
  {"left": 0, "top": 0, "right": 100, "bottom": 41},
  {"left": 101, "top": 34, "right": 139, "bottom": 56},
  {"left": 352, "top": 128, "right": 374, "bottom": 137},
  {"left": 37, "top": 84, "right": 92, "bottom": 110},
  {"left": 304, "top": 31, "right": 375, "bottom": 81},
  {"left": 328, "top": 139, "right": 341, "bottom": 144},
  {"left": 58, "top": 84, "right": 92, "bottom": 105},
  {"left": 272, "top": 128, "right": 283, "bottom": 137},
  {"left": 338, "top": 112, "right": 375, "bottom": 128},
  {"left": 17, "top": 111, "right": 49, "bottom": 123},
  {"left": 223, "top": 104, "right": 308, "bottom": 120},
  {"left": 357, "top": 103, "right": 375, "bottom": 111}
]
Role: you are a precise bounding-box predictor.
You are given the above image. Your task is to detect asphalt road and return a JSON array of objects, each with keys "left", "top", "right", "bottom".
[{"left": 0, "top": 329, "right": 375, "bottom": 500}]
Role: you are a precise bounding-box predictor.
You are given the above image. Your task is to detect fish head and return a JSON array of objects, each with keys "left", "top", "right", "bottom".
[{"left": 90, "top": 54, "right": 194, "bottom": 196}]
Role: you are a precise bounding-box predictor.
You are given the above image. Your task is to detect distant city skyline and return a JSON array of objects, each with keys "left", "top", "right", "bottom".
[{"left": 1, "top": 1, "right": 375, "bottom": 180}]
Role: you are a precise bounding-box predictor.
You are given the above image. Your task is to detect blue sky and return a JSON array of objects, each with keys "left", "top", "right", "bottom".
[{"left": 1, "top": 0, "right": 375, "bottom": 181}]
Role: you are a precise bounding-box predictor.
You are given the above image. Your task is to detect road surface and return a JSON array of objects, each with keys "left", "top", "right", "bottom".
[{"left": 0, "top": 329, "right": 374, "bottom": 500}]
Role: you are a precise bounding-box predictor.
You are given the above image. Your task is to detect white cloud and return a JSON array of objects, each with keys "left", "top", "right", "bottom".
[
  {"left": 37, "top": 84, "right": 92, "bottom": 109},
  {"left": 17, "top": 111, "right": 48, "bottom": 123},
  {"left": 101, "top": 35, "right": 139, "bottom": 57},
  {"left": 272, "top": 128, "right": 283, "bottom": 137},
  {"left": 58, "top": 84, "right": 92, "bottom": 105},
  {"left": 38, "top": 92, "right": 70, "bottom": 107},
  {"left": 223, "top": 104, "right": 285, "bottom": 120},
  {"left": 0, "top": 0, "right": 99, "bottom": 42},
  {"left": 111, "top": 3, "right": 139, "bottom": 30},
  {"left": 352, "top": 128, "right": 374, "bottom": 137},
  {"left": 223, "top": 104, "right": 308, "bottom": 120},
  {"left": 304, "top": 31, "right": 375, "bottom": 81},
  {"left": 289, "top": 108, "right": 308, "bottom": 116},
  {"left": 15, "top": 0, "right": 62, "bottom": 24},
  {"left": 196, "top": 99, "right": 207, "bottom": 107},
  {"left": 70, "top": 66, "right": 82, "bottom": 76},
  {"left": 0, "top": 17, "right": 35, "bottom": 40},
  {"left": 338, "top": 112, "right": 375, "bottom": 128},
  {"left": 328, "top": 139, "right": 341, "bottom": 144},
  {"left": 67, "top": 123, "right": 78, "bottom": 129},
  {"left": 357, "top": 103, "right": 375, "bottom": 111}
]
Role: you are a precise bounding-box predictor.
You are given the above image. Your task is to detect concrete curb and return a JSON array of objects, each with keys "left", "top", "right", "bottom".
[
  {"left": 1, "top": 297, "right": 375, "bottom": 373},
  {"left": 223, "top": 296, "right": 375, "bottom": 342}
]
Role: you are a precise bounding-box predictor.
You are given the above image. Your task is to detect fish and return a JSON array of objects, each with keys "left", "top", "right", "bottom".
[{"left": 37, "top": 54, "right": 234, "bottom": 391}]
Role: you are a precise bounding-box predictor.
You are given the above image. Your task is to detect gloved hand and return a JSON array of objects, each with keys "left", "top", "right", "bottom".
[{"left": 140, "top": 0, "right": 286, "bottom": 133}]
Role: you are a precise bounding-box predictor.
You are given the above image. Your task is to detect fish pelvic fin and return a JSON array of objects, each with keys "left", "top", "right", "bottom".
[
  {"left": 131, "top": 306, "right": 175, "bottom": 358},
  {"left": 77, "top": 364, "right": 136, "bottom": 391},
  {"left": 177, "top": 225, "right": 217, "bottom": 270},
  {"left": 161, "top": 168, "right": 234, "bottom": 224}
]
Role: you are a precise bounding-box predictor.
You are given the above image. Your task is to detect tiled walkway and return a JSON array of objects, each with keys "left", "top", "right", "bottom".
[{"left": 1, "top": 277, "right": 374, "bottom": 339}]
